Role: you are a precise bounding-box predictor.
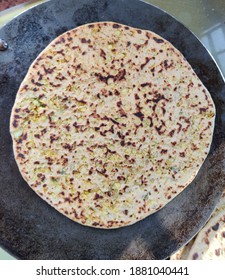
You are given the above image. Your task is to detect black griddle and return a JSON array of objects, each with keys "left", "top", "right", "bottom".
[{"left": 0, "top": 0, "right": 225, "bottom": 260}]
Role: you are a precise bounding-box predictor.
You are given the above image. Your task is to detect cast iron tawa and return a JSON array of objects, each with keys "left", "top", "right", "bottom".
[{"left": 0, "top": 0, "right": 225, "bottom": 260}]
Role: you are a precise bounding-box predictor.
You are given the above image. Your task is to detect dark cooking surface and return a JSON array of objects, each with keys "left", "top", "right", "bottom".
[{"left": 0, "top": 0, "right": 225, "bottom": 259}]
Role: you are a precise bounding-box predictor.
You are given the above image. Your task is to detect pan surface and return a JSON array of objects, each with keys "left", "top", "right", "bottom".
[{"left": 0, "top": 0, "right": 225, "bottom": 260}]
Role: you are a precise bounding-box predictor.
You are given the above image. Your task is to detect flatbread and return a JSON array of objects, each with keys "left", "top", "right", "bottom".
[
  {"left": 187, "top": 209, "right": 225, "bottom": 260},
  {"left": 10, "top": 22, "right": 215, "bottom": 228},
  {"left": 170, "top": 239, "right": 195, "bottom": 260},
  {"left": 170, "top": 191, "right": 225, "bottom": 259}
]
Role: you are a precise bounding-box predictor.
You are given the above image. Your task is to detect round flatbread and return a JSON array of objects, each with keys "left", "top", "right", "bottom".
[{"left": 10, "top": 22, "right": 215, "bottom": 228}]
